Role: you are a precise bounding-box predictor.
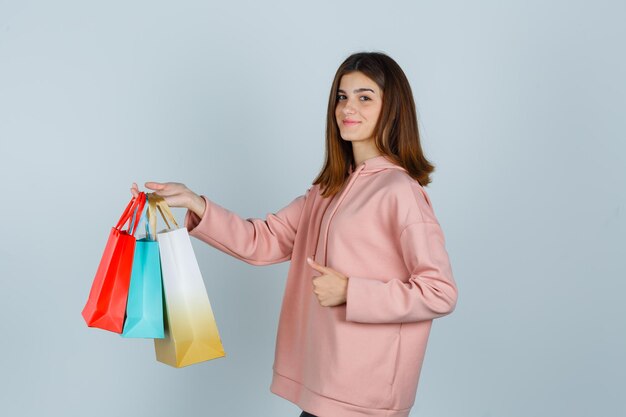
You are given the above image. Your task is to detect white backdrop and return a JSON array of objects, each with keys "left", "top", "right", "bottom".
[{"left": 1, "top": 1, "right": 624, "bottom": 416}]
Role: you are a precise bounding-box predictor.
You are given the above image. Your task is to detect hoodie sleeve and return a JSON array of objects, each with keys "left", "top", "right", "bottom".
[
  {"left": 184, "top": 189, "right": 309, "bottom": 266},
  {"left": 345, "top": 221, "right": 457, "bottom": 323}
]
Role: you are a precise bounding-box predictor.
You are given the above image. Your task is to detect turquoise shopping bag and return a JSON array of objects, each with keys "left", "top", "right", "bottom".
[{"left": 121, "top": 200, "right": 165, "bottom": 338}]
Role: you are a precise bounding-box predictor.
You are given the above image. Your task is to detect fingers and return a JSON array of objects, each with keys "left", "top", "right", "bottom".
[
  {"left": 129, "top": 182, "right": 191, "bottom": 209},
  {"left": 144, "top": 182, "right": 187, "bottom": 197}
]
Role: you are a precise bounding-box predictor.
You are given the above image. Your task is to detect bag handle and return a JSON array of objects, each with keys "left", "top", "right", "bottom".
[
  {"left": 146, "top": 193, "right": 179, "bottom": 239},
  {"left": 130, "top": 200, "right": 148, "bottom": 238},
  {"left": 146, "top": 194, "right": 158, "bottom": 240},
  {"left": 114, "top": 196, "right": 138, "bottom": 230},
  {"left": 114, "top": 192, "right": 146, "bottom": 235},
  {"left": 128, "top": 193, "right": 146, "bottom": 236}
]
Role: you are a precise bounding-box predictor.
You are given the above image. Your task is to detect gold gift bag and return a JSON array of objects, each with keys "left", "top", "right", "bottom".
[{"left": 149, "top": 194, "right": 225, "bottom": 367}]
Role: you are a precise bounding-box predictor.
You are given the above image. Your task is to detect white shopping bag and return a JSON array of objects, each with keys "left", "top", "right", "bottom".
[{"left": 149, "top": 194, "right": 226, "bottom": 367}]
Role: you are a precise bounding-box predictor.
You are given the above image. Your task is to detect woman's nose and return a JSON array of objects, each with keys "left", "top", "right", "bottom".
[{"left": 343, "top": 103, "right": 356, "bottom": 115}]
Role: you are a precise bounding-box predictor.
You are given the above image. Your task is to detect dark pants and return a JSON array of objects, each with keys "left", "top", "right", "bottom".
[{"left": 299, "top": 412, "right": 317, "bottom": 417}]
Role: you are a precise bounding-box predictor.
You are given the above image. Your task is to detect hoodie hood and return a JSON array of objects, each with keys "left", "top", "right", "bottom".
[{"left": 352, "top": 155, "right": 408, "bottom": 175}]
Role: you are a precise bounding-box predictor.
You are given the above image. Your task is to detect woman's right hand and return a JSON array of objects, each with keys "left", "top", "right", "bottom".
[{"left": 131, "top": 182, "right": 207, "bottom": 218}]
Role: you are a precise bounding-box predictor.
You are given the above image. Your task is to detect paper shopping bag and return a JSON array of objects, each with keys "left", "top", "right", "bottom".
[
  {"left": 150, "top": 194, "right": 225, "bottom": 367},
  {"left": 122, "top": 197, "right": 164, "bottom": 338},
  {"left": 82, "top": 192, "right": 147, "bottom": 333}
]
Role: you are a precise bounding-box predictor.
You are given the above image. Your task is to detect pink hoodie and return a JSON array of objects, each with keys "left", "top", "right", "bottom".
[{"left": 184, "top": 155, "right": 457, "bottom": 417}]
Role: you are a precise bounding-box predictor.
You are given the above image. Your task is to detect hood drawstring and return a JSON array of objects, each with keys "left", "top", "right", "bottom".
[
  {"left": 319, "top": 163, "right": 367, "bottom": 266},
  {"left": 312, "top": 156, "right": 406, "bottom": 266}
]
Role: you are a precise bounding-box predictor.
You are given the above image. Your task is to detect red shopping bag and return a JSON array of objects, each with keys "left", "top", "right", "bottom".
[{"left": 82, "top": 192, "right": 147, "bottom": 333}]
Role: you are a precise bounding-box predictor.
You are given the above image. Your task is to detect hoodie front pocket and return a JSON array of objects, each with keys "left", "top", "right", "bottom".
[{"left": 313, "top": 319, "right": 401, "bottom": 410}]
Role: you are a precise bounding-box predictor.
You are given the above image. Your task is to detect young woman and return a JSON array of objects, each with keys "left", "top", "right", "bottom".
[{"left": 131, "top": 52, "right": 457, "bottom": 417}]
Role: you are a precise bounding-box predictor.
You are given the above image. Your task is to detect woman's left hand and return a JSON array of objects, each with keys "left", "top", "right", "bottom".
[{"left": 307, "top": 257, "right": 349, "bottom": 307}]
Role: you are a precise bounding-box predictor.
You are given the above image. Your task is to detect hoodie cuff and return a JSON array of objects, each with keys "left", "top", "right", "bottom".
[
  {"left": 184, "top": 195, "right": 210, "bottom": 235},
  {"left": 345, "top": 275, "right": 382, "bottom": 323}
]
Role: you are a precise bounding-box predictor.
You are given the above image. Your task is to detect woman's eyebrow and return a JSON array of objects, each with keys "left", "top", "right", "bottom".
[{"left": 337, "top": 88, "right": 376, "bottom": 94}]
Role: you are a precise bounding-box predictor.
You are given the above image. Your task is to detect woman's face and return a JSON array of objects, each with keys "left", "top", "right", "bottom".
[{"left": 335, "top": 71, "right": 383, "bottom": 145}]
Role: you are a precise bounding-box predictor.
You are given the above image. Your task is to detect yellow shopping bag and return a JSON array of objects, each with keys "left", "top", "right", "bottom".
[{"left": 149, "top": 194, "right": 225, "bottom": 367}]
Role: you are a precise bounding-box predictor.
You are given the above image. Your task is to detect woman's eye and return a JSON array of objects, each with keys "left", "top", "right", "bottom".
[
  {"left": 360, "top": 96, "right": 371, "bottom": 101},
  {"left": 337, "top": 94, "right": 347, "bottom": 100}
]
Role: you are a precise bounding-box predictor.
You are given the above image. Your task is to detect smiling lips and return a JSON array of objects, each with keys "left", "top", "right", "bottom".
[{"left": 342, "top": 119, "right": 361, "bottom": 126}]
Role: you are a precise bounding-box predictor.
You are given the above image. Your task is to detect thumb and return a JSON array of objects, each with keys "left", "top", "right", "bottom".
[
  {"left": 145, "top": 182, "right": 165, "bottom": 190},
  {"left": 307, "top": 257, "right": 330, "bottom": 273}
]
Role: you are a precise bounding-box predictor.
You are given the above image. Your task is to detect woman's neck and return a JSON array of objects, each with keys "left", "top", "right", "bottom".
[{"left": 352, "top": 140, "right": 381, "bottom": 166}]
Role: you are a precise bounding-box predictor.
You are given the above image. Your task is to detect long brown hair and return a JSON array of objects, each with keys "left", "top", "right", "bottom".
[{"left": 312, "top": 52, "right": 435, "bottom": 198}]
